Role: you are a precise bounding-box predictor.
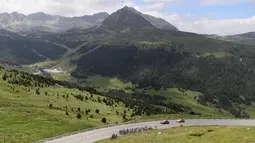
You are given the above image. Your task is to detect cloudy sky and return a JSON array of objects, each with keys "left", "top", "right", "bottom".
[{"left": 0, "top": 0, "right": 255, "bottom": 35}]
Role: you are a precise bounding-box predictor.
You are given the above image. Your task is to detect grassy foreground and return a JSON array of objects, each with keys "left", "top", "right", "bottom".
[
  {"left": 97, "top": 126, "right": 255, "bottom": 143},
  {"left": 0, "top": 67, "right": 233, "bottom": 143},
  {"left": 0, "top": 68, "right": 132, "bottom": 143}
]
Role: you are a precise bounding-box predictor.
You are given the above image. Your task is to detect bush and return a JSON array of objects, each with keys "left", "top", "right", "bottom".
[
  {"left": 101, "top": 117, "right": 107, "bottom": 123},
  {"left": 49, "top": 104, "right": 53, "bottom": 108},
  {"left": 36, "top": 88, "right": 40, "bottom": 95},
  {"left": 190, "top": 133, "right": 204, "bottom": 137},
  {"left": 95, "top": 109, "right": 100, "bottom": 114},
  {"left": 77, "top": 113, "right": 82, "bottom": 119},
  {"left": 65, "top": 112, "right": 69, "bottom": 116},
  {"left": 2, "top": 73, "right": 7, "bottom": 81},
  {"left": 98, "top": 97, "right": 101, "bottom": 103},
  {"left": 111, "top": 134, "right": 118, "bottom": 139}
]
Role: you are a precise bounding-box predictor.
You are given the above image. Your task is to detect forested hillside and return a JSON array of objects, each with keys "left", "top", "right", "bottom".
[{"left": 69, "top": 28, "right": 255, "bottom": 118}]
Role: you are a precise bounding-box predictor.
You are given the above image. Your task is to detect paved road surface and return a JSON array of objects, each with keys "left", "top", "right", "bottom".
[{"left": 45, "top": 119, "right": 255, "bottom": 143}]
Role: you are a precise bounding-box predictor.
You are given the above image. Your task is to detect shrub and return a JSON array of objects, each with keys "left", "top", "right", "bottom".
[
  {"left": 111, "top": 134, "right": 118, "bottom": 139},
  {"left": 190, "top": 133, "right": 204, "bottom": 137},
  {"left": 98, "top": 97, "right": 101, "bottom": 103},
  {"left": 101, "top": 117, "right": 107, "bottom": 123},
  {"left": 36, "top": 88, "right": 40, "bottom": 95},
  {"left": 85, "top": 110, "right": 89, "bottom": 115},
  {"left": 2, "top": 73, "right": 7, "bottom": 81},
  {"left": 95, "top": 109, "right": 100, "bottom": 114},
  {"left": 77, "top": 113, "right": 82, "bottom": 119}
]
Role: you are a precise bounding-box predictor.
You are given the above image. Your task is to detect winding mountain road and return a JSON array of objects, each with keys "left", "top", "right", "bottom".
[{"left": 45, "top": 119, "right": 255, "bottom": 143}]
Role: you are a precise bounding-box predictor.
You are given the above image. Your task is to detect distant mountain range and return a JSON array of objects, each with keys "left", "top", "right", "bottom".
[
  {"left": 0, "top": 6, "right": 179, "bottom": 65},
  {"left": 0, "top": 11, "right": 109, "bottom": 33},
  {"left": 224, "top": 32, "right": 255, "bottom": 45},
  {"left": 0, "top": 6, "right": 178, "bottom": 34},
  {"left": 203, "top": 32, "right": 255, "bottom": 46}
]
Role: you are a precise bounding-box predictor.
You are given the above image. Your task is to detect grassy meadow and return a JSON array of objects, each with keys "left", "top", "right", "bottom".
[
  {"left": 0, "top": 68, "right": 132, "bottom": 143},
  {"left": 97, "top": 126, "right": 255, "bottom": 143}
]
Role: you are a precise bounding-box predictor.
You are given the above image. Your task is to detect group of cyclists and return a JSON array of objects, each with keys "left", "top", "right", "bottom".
[
  {"left": 118, "top": 126, "right": 154, "bottom": 135},
  {"left": 111, "top": 119, "right": 185, "bottom": 139}
]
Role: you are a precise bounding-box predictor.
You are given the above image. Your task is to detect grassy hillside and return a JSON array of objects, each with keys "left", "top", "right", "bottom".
[
  {"left": 146, "top": 88, "right": 230, "bottom": 117},
  {"left": 0, "top": 67, "right": 132, "bottom": 143},
  {"left": 80, "top": 75, "right": 231, "bottom": 118},
  {"left": 98, "top": 126, "right": 255, "bottom": 143},
  {"left": 85, "top": 75, "right": 134, "bottom": 93},
  {"left": 0, "top": 66, "right": 232, "bottom": 143}
]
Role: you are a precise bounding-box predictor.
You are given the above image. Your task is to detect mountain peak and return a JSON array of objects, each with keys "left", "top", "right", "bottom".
[
  {"left": 121, "top": 6, "right": 138, "bottom": 13},
  {"left": 100, "top": 6, "right": 155, "bottom": 32},
  {"left": 0, "top": 12, "right": 26, "bottom": 25},
  {"left": 99, "top": 6, "right": 178, "bottom": 32}
]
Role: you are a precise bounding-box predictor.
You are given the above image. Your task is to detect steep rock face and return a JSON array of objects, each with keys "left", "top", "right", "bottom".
[
  {"left": 0, "top": 12, "right": 26, "bottom": 25},
  {"left": 142, "top": 14, "right": 178, "bottom": 31}
]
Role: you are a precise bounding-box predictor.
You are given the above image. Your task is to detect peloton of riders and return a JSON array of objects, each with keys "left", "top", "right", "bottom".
[{"left": 118, "top": 126, "right": 154, "bottom": 135}]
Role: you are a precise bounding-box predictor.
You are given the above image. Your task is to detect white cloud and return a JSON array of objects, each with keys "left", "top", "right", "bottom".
[
  {"left": 145, "top": 11, "right": 255, "bottom": 35},
  {"left": 0, "top": 0, "right": 121, "bottom": 16},
  {"left": 143, "top": 0, "right": 180, "bottom": 2},
  {"left": 184, "top": 16, "right": 255, "bottom": 35},
  {"left": 147, "top": 3, "right": 166, "bottom": 10},
  {"left": 200, "top": 0, "right": 255, "bottom": 6}
]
